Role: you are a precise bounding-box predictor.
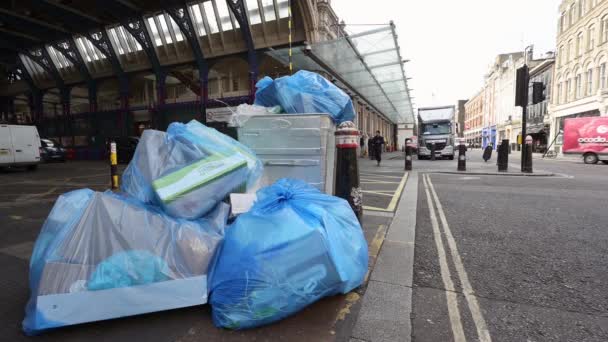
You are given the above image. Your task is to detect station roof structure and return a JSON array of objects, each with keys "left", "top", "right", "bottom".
[{"left": 268, "top": 23, "right": 414, "bottom": 124}]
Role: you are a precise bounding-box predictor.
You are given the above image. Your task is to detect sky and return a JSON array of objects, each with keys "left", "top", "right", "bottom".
[{"left": 332, "top": 0, "right": 563, "bottom": 110}]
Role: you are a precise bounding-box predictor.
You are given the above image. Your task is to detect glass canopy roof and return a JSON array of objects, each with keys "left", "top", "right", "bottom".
[{"left": 267, "top": 24, "right": 414, "bottom": 124}]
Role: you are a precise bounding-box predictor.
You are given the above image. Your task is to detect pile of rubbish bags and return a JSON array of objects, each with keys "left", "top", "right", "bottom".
[
  {"left": 24, "top": 71, "right": 368, "bottom": 336},
  {"left": 254, "top": 70, "right": 356, "bottom": 124}
]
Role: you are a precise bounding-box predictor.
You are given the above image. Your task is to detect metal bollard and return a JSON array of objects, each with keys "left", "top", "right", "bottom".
[
  {"left": 498, "top": 139, "right": 509, "bottom": 172},
  {"left": 430, "top": 142, "right": 436, "bottom": 161},
  {"left": 335, "top": 121, "right": 363, "bottom": 221},
  {"left": 522, "top": 135, "right": 533, "bottom": 173},
  {"left": 405, "top": 138, "right": 413, "bottom": 171},
  {"left": 110, "top": 140, "right": 119, "bottom": 190},
  {"left": 457, "top": 139, "right": 466, "bottom": 171}
]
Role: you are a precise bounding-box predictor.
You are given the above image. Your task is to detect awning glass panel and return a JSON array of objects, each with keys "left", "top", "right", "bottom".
[{"left": 266, "top": 25, "right": 413, "bottom": 123}]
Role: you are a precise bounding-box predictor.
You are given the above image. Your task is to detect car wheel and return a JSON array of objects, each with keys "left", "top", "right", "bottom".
[
  {"left": 602, "top": 160, "right": 608, "bottom": 165},
  {"left": 449, "top": 156, "right": 454, "bottom": 160},
  {"left": 583, "top": 153, "right": 599, "bottom": 165},
  {"left": 27, "top": 164, "right": 38, "bottom": 171}
]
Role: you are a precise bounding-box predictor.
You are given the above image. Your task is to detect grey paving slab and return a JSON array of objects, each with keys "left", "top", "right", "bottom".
[
  {"left": 386, "top": 172, "right": 418, "bottom": 244},
  {"left": 352, "top": 280, "right": 412, "bottom": 342},
  {"left": 370, "top": 241, "right": 414, "bottom": 287}
]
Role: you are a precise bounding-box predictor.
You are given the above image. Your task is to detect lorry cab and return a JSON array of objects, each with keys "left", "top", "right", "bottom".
[
  {"left": 0, "top": 124, "right": 42, "bottom": 170},
  {"left": 417, "top": 106, "right": 456, "bottom": 160}
]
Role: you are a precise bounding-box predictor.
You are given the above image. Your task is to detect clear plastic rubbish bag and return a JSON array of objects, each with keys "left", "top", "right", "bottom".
[
  {"left": 254, "top": 70, "right": 356, "bottom": 124},
  {"left": 121, "top": 120, "right": 263, "bottom": 219},
  {"left": 208, "top": 179, "right": 368, "bottom": 330},
  {"left": 23, "top": 189, "right": 229, "bottom": 335}
]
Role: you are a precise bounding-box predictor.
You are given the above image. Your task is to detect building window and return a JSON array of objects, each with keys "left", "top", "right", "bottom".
[
  {"left": 232, "top": 79, "right": 239, "bottom": 91},
  {"left": 576, "top": 74, "right": 583, "bottom": 98},
  {"left": 579, "top": 0, "right": 585, "bottom": 18},
  {"left": 557, "top": 82, "right": 562, "bottom": 104},
  {"left": 577, "top": 32, "right": 584, "bottom": 56},
  {"left": 567, "top": 40, "right": 573, "bottom": 61},
  {"left": 589, "top": 26, "right": 596, "bottom": 50},
  {"left": 567, "top": 78, "right": 572, "bottom": 101},
  {"left": 602, "top": 16, "right": 608, "bottom": 43},
  {"left": 569, "top": 4, "right": 575, "bottom": 26},
  {"left": 587, "top": 69, "right": 593, "bottom": 95},
  {"left": 601, "top": 63, "right": 607, "bottom": 88},
  {"left": 561, "top": 12, "right": 567, "bottom": 32}
]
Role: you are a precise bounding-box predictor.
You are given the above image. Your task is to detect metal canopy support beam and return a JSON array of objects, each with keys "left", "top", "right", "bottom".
[
  {"left": 51, "top": 38, "right": 98, "bottom": 112},
  {"left": 0, "top": 8, "right": 71, "bottom": 42},
  {"left": 166, "top": 4, "right": 210, "bottom": 123},
  {"left": 227, "top": 0, "right": 258, "bottom": 104},
  {"left": 31, "top": 0, "right": 102, "bottom": 32},
  {"left": 11, "top": 58, "right": 43, "bottom": 123},
  {"left": 121, "top": 16, "right": 166, "bottom": 128},
  {"left": 84, "top": 29, "right": 130, "bottom": 135},
  {"left": 21, "top": 47, "right": 71, "bottom": 117}
]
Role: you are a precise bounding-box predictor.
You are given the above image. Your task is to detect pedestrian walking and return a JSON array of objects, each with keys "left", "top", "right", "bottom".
[
  {"left": 483, "top": 143, "right": 493, "bottom": 162},
  {"left": 371, "top": 130, "right": 385, "bottom": 166},
  {"left": 360, "top": 133, "right": 366, "bottom": 158},
  {"left": 368, "top": 136, "right": 374, "bottom": 160}
]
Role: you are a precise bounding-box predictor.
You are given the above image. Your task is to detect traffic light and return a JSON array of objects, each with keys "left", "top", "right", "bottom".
[
  {"left": 532, "top": 82, "right": 546, "bottom": 104},
  {"left": 515, "top": 65, "right": 529, "bottom": 107}
]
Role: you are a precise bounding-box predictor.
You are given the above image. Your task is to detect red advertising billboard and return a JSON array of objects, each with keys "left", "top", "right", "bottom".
[{"left": 563, "top": 117, "right": 608, "bottom": 155}]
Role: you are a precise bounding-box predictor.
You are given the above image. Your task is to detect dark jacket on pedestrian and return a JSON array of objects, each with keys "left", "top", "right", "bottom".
[
  {"left": 371, "top": 136, "right": 385, "bottom": 162},
  {"left": 483, "top": 145, "right": 493, "bottom": 162}
]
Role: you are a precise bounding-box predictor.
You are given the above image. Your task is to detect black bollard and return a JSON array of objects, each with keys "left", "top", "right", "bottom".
[
  {"left": 498, "top": 139, "right": 509, "bottom": 172},
  {"left": 522, "top": 135, "right": 533, "bottom": 173},
  {"left": 405, "top": 138, "right": 413, "bottom": 171},
  {"left": 335, "top": 122, "right": 363, "bottom": 221},
  {"left": 430, "top": 142, "right": 436, "bottom": 161},
  {"left": 457, "top": 140, "right": 466, "bottom": 171}
]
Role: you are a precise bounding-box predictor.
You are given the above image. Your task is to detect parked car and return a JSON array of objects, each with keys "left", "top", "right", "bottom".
[
  {"left": 0, "top": 124, "right": 41, "bottom": 171},
  {"left": 40, "top": 138, "right": 67, "bottom": 163},
  {"left": 108, "top": 136, "right": 140, "bottom": 164}
]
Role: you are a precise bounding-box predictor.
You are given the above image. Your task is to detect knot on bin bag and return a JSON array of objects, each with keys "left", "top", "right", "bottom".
[{"left": 254, "top": 179, "right": 318, "bottom": 214}]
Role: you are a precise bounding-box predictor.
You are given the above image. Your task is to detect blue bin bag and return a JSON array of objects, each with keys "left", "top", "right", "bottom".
[
  {"left": 23, "top": 189, "right": 229, "bottom": 335},
  {"left": 254, "top": 70, "right": 356, "bottom": 124},
  {"left": 208, "top": 179, "right": 368, "bottom": 329},
  {"left": 121, "top": 120, "right": 262, "bottom": 219}
]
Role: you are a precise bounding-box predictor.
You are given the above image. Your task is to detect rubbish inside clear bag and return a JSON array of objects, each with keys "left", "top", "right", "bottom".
[
  {"left": 23, "top": 189, "right": 229, "bottom": 335},
  {"left": 208, "top": 179, "right": 368, "bottom": 330},
  {"left": 121, "top": 120, "right": 263, "bottom": 219},
  {"left": 254, "top": 70, "right": 356, "bottom": 124}
]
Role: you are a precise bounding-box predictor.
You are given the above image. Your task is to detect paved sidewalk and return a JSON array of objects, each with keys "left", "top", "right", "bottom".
[{"left": 350, "top": 166, "right": 417, "bottom": 342}]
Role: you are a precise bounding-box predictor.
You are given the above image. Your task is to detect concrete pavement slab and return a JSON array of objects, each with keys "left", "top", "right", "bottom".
[
  {"left": 370, "top": 241, "right": 414, "bottom": 287},
  {"left": 351, "top": 281, "right": 412, "bottom": 342}
]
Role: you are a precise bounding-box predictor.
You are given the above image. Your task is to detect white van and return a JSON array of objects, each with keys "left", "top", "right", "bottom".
[{"left": 0, "top": 124, "right": 41, "bottom": 170}]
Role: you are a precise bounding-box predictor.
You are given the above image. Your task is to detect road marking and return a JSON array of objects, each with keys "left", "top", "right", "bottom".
[
  {"left": 360, "top": 173, "right": 405, "bottom": 179},
  {"left": 386, "top": 172, "right": 408, "bottom": 212},
  {"left": 361, "top": 190, "right": 394, "bottom": 197},
  {"left": 361, "top": 180, "right": 401, "bottom": 184},
  {"left": 426, "top": 174, "right": 492, "bottom": 342},
  {"left": 362, "top": 172, "right": 409, "bottom": 212},
  {"left": 422, "top": 175, "right": 466, "bottom": 342}
]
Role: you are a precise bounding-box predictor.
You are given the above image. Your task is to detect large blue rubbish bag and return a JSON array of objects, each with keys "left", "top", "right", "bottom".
[
  {"left": 121, "top": 120, "right": 263, "bottom": 219},
  {"left": 208, "top": 178, "right": 368, "bottom": 329},
  {"left": 23, "top": 189, "right": 229, "bottom": 335},
  {"left": 254, "top": 70, "right": 356, "bottom": 124}
]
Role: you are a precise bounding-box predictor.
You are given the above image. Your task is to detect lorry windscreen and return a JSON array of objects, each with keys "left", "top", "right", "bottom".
[{"left": 422, "top": 123, "right": 450, "bottom": 135}]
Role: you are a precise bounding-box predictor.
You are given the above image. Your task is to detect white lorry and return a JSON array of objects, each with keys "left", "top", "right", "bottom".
[
  {"left": 417, "top": 106, "right": 456, "bottom": 160},
  {"left": 0, "top": 124, "right": 41, "bottom": 170}
]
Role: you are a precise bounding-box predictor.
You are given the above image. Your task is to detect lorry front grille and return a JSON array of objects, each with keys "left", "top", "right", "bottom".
[{"left": 426, "top": 143, "right": 447, "bottom": 151}]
